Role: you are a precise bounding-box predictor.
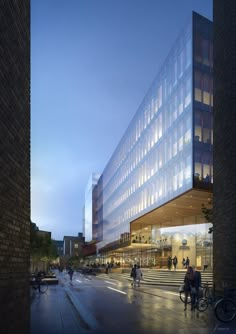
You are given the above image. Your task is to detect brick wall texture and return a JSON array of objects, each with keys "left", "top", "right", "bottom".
[
  {"left": 213, "top": 0, "right": 236, "bottom": 288},
  {"left": 0, "top": 1, "right": 30, "bottom": 333}
]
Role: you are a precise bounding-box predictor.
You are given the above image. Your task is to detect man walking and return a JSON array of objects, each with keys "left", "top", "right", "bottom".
[{"left": 172, "top": 256, "right": 178, "bottom": 270}]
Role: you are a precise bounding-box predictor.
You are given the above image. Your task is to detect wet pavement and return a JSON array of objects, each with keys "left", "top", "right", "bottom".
[{"left": 30, "top": 271, "right": 236, "bottom": 334}]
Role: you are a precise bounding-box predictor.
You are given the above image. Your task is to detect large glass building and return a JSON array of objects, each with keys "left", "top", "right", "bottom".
[{"left": 95, "top": 12, "right": 213, "bottom": 269}]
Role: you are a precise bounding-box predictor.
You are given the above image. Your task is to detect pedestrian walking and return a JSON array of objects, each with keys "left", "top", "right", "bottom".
[
  {"left": 192, "top": 265, "right": 202, "bottom": 306},
  {"left": 172, "top": 256, "right": 178, "bottom": 270},
  {"left": 185, "top": 256, "right": 190, "bottom": 268},
  {"left": 130, "top": 264, "right": 137, "bottom": 286},
  {"left": 167, "top": 256, "right": 172, "bottom": 270},
  {"left": 135, "top": 265, "right": 143, "bottom": 287},
  {"left": 182, "top": 258, "right": 186, "bottom": 268},
  {"left": 183, "top": 266, "right": 195, "bottom": 311},
  {"left": 68, "top": 267, "right": 74, "bottom": 282}
]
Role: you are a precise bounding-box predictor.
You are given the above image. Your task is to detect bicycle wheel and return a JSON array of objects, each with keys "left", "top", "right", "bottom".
[
  {"left": 39, "top": 280, "right": 48, "bottom": 293},
  {"left": 214, "top": 298, "right": 236, "bottom": 323},
  {"left": 196, "top": 298, "right": 208, "bottom": 312},
  {"left": 180, "top": 291, "right": 191, "bottom": 304}
]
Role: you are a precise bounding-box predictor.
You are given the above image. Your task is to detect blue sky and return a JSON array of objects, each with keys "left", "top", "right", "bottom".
[{"left": 31, "top": 0, "right": 212, "bottom": 240}]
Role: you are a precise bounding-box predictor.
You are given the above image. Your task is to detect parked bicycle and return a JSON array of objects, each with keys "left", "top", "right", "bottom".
[
  {"left": 30, "top": 274, "right": 48, "bottom": 293},
  {"left": 196, "top": 281, "right": 218, "bottom": 312},
  {"left": 214, "top": 286, "right": 236, "bottom": 323},
  {"left": 196, "top": 280, "right": 236, "bottom": 322}
]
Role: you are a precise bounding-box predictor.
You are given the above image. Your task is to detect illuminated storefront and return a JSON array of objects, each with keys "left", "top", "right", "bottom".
[{"left": 95, "top": 12, "right": 213, "bottom": 269}]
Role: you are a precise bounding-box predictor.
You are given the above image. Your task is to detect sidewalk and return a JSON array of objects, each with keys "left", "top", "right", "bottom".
[
  {"left": 30, "top": 273, "right": 236, "bottom": 334},
  {"left": 30, "top": 283, "right": 89, "bottom": 334}
]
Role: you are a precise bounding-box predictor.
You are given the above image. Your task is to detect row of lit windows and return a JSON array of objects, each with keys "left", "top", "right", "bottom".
[
  {"left": 114, "top": 75, "right": 192, "bottom": 178},
  {"left": 103, "top": 112, "right": 192, "bottom": 205},
  {"left": 195, "top": 126, "right": 213, "bottom": 144},
  {"left": 195, "top": 163, "right": 213, "bottom": 182},
  {"left": 195, "top": 88, "right": 213, "bottom": 106},
  {"left": 104, "top": 152, "right": 192, "bottom": 218},
  {"left": 103, "top": 80, "right": 192, "bottom": 204},
  {"left": 102, "top": 32, "right": 192, "bottom": 189},
  {"left": 104, "top": 159, "right": 192, "bottom": 223}
]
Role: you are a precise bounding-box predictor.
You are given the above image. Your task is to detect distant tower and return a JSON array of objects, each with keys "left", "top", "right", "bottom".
[
  {"left": 213, "top": 0, "right": 236, "bottom": 287},
  {"left": 0, "top": 1, "right": 30, "bottom": 333},
  {"left": 84, "top": 173, "right": 100, "bottom": 242}
]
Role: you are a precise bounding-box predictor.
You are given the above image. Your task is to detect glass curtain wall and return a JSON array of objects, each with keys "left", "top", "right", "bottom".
[
  {"left": 193, "top": 13, "right": 213, "bottom": 189},
  {"left": 98, "top": 18, "right": 193, "bottom": 251}
]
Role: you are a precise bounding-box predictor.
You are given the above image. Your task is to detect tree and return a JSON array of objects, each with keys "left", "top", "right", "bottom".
[
  {"left": 30, "top": 221, "right": 58, "bottom": 271},
  {"left": 201, "top": 196, "right": 213, "bottom": 233}
]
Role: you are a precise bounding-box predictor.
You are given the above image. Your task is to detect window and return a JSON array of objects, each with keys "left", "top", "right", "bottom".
[
  {"left": 195, "top": 126, "right": 202, "bottom": 141},
  {"left": 202, "top": 39, "right": 210, "bottom": 66},
  {"left": 185, "top": 77, "right": 191, "bottom": 108},
  {"left": 195, "top": 88, "right": 202, "bottom": 102}
]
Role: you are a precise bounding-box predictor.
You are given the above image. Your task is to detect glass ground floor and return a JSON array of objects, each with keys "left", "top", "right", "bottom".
[
  {"left": 87, "top": 222, "right": 213, "bottom": 270},
  {"left": 87, "top": 190, "right": 213, "bottom": 270}
]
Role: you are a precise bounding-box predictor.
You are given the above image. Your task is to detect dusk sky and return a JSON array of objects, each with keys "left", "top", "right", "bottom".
[{"left": 31, "top": 0, "right": 212, "bottom": 240}]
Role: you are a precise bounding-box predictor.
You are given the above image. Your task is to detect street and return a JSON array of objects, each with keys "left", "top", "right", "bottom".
[{"left": 30, "top": 270, "right": 236, "bottom": 334}]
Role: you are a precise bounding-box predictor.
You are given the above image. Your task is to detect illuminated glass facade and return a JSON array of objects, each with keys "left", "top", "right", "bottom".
[{"left": 96, "top": 13, "right": 213, "bottom": 268}]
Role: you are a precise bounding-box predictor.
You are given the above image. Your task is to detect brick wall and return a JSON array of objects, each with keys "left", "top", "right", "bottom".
[
  {"left": 0, "top": 1, "right": 30, "bottom": 333},
  {"left": 213, "top": 0, "right": 236, "bottom": 288}
]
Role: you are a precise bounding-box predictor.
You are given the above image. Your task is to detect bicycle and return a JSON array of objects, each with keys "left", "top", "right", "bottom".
[
  {"left": 179, "top": 290, "right": 191, "bottom": 304},
  {"left": 179, "top": 281, "right": 212, "bottom": 306},
  {"left": 214, "top": 287, "right": 236, "bottom": 323},
  {"left": 30, "top": 274, "right": 48, "bottom": 293},
  {"left": 179, "top": 281, "right": 205, "bottom": 305},
  {"left": 196, "top": 280, "right": 236, "bottom": 321},
  {"left": 196, "top": 282, "right": 219, "bottom": 312}
]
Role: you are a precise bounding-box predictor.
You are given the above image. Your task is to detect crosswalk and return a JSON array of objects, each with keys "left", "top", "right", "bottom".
[{"left": 96, "top": 269, "right": 213, "bottom": 287}]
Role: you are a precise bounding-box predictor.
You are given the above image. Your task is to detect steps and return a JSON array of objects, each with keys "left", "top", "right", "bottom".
[{"left": 100, "top": 269, "right": 213, "bottom": 287}]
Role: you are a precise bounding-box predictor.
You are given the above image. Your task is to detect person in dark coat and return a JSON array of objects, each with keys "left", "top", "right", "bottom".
[
  {"left": 68, "top": 267, "right": 74, "bottom": 282},
  {"left": 172, "top": 256, "right": 178, "bottom": 271},
  {"left": 192, "top": 265, "right": 202, "bottom": 306},
  {"left": 130, "top": 264, "right": 137, "bottom": 286},
  {"left": 183, "top": 266, "right": 195, "bottom": 311},
  {"left": 185, "top": 257, "right": 190, "bottom": 268},
  {"left": 167, "top": 256, "right": 172, "bottom": 270}
]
